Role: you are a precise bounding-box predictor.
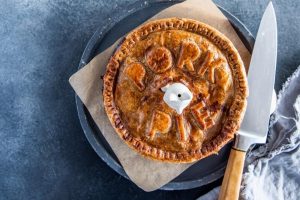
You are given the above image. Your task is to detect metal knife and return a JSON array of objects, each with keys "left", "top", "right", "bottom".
[{"left": 219, "top": 2, "right": 277, "bottom": 200}]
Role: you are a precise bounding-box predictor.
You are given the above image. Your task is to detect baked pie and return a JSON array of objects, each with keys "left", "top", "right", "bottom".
[{"left": 103, "top": 18, "right": 248, "bottom": 163}]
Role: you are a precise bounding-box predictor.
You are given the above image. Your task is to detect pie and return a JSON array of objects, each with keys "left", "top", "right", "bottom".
[{"left": 103, "top": 18, "right": 248, "bottom": 163}]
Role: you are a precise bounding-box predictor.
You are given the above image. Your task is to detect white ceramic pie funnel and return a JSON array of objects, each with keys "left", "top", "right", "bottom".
[{"left": 162, "top": 83, "right": 193, "bottom": 114}]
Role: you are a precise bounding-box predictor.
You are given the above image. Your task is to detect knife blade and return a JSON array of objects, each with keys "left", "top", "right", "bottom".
[{"left": 235, "top": 2, "right": 277, "bottom": 151}]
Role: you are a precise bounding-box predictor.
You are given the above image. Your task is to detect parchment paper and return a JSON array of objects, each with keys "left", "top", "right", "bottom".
[{"left": 69, "top": 0, "right": 251, "bottom": 191}]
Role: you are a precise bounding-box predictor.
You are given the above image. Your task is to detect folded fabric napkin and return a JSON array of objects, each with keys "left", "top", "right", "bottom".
[{"left": 198, "top": 65, "right": 300, "bottom": 200}]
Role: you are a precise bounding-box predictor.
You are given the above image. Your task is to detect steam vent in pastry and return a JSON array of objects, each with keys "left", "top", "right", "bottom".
[{"left": 103, "top": 18, "right": 248, "bottom": 163}]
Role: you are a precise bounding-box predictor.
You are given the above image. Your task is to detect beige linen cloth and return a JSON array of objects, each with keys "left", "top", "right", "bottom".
[{"left": 69, "top": 0, "right": 250, "bottom": 191}]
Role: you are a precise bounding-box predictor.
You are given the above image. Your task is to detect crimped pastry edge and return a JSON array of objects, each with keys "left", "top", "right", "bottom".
[{"left": 103, "top": 18, "right": 248, "bottom": 163}]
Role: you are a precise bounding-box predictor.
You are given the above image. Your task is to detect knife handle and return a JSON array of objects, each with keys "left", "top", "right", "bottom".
[{"left": 218, "top": 148, "right": 246, "bottom": 200}]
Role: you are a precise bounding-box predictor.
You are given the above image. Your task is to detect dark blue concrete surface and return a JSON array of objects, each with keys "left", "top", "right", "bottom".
[{"left": 1, "top": 0, "right": 299, "bottom": 199}]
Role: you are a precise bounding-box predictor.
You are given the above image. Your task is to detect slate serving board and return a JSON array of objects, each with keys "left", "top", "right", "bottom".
[{"left": 76, "top": 0, "right": 254, "bottom": 190}]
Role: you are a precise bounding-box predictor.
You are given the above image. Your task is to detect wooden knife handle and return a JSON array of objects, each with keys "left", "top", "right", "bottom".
[{"left": 218, "top": 148, "right": 246, "bottom": 200}]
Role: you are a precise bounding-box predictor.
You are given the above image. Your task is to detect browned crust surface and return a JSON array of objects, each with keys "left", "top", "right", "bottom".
[{"left": 103, "top": 18, "right": 248, "bottom": 163}]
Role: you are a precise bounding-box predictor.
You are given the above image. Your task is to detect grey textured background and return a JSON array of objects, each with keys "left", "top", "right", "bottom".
[{"left": 0, "top": 0, "right": 299, "bottom": 199}]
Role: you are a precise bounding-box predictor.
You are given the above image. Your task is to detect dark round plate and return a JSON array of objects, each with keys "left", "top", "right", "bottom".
[{"left": 76, "top": 0, "right": 254, "bottom": 190}]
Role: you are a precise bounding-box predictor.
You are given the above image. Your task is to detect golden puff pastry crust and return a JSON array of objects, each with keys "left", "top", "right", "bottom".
[{"left": 103, "top": 18, "right": 248, "bottom": 163}]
